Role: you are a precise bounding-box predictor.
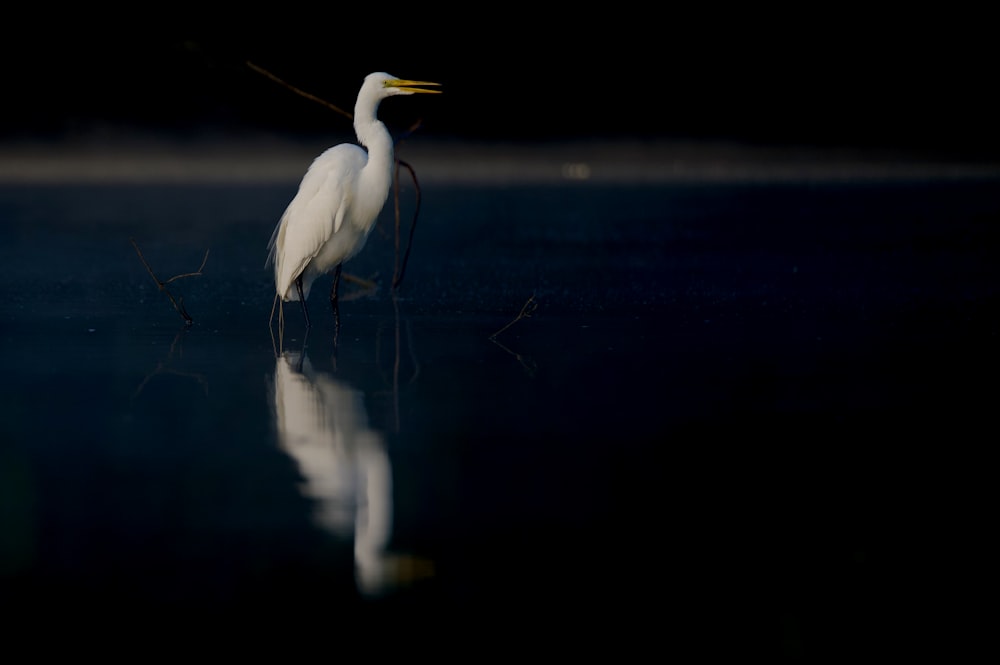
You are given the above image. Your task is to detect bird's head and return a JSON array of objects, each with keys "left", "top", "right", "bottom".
[{"left": 367, "top": 72, "right": 442, "bottom": 97}]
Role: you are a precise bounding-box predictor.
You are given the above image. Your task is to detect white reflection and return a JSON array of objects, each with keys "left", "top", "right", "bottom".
[{"left": 271, "top": 350, "right": 430, "bottom": 597}]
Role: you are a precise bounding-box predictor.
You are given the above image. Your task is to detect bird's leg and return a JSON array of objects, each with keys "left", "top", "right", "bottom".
[
  {"left": 330, "top": 263, "right": 343, "bottom": 310},
  {"left": 295, "top": 276, "right": 311, "bottom": 328},
  {"left": 296, "top": 327, "right": 309, "bottom": 372},
  {"left": 330, "top": 263, "right": 342, "bottom": 366},
  {"left": 331, "top": 304, "right": 340, "bottom": 371}
]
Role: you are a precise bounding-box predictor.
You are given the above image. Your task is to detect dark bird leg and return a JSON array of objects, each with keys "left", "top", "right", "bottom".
[
  {"left": 331, "top": 304, "right": 340, "bottom": 370},
  {"left": 295, "top": 276, "right": 311, "bottom": 328},
  {"left": 330, "top": 263, "right": 342, "bottom": 361},
  {"left": 330, "top": 263, "right": 343, "bottom": 311}
]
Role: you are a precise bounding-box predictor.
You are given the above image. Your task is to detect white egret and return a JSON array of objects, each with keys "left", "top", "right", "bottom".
[{"left": 266, "top": 72, "right": 441, "bottom": 327}]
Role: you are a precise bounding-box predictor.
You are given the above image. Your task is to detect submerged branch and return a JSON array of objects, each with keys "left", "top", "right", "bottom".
[
  {"left": 131, "top": 239, "right": 209, "bottom": 325},
  {"left": 490, "top": 294, "right": 539, "bottom": 340},
  {"left": 392, "top": 157, "right": 422, "bottom": 290},
  {"left": 133, "top": 327, "right": 209, "bottom": 400},
  {"left": 490, "top": 294, "right": 540, "bottom": 377},
  {"left": 490, "top": 335, "right": 538, "bottom": 378},
  {"left": 163, "top": 249, "right": 210, "bottom": 284},
  {"left": 391, "top": 119, "right": 424, "bottom": 290}
]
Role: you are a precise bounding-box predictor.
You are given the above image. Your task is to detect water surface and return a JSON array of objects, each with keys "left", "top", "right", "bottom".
[{"left": 1, "top": 156, "right": 997, "bottom": 655}]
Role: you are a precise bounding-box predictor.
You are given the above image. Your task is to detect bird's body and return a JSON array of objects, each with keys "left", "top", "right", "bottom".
[
  {"left": 267, "top": 72, "right": 440, "bottom": 324},
  {"left": 269, "top": 142, "right": 384, "bottom": 303}
]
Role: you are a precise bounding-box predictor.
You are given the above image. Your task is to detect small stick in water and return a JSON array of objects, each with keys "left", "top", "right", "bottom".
[
  {"left": 131, "top": 238, "right": 209, "bottom": 325},
  {"left": 490, "top": 294, "right": 539, "bottom": 341}
]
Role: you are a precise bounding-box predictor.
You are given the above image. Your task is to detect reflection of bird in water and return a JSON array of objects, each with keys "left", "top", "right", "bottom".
[
  {"left": 270, "top": 351, "right": 432, "bottom": 596},
  {"left": 266, "top": 72, "right": 441, "bottom": 327}
]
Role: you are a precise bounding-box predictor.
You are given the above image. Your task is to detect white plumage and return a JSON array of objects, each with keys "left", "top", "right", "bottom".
[{"left": 266, "top": 72, "right": 440, "bottom": 325}]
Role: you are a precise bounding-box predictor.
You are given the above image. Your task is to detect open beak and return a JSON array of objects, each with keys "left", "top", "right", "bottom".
[{"left": 388, "top": 79, "right": 442, "bottom": 94}]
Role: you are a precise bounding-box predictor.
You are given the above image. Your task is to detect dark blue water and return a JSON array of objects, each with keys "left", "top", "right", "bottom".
[{"left": 1, "top": 176, "right": 997, "bottom": 655}]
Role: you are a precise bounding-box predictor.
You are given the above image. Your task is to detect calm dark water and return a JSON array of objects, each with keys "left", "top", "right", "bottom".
[{"left": 1, "top": 176, "right": 997, "bottom": 655}]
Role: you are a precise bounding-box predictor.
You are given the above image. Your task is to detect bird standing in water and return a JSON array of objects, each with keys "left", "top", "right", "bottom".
[{"left": 267, "top": 72, "right": 441, "bottom": 328}]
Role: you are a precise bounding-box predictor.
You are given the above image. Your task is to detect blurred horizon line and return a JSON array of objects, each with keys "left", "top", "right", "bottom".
[{"left": 3, "top": 133, "right": 999, "bottom": 186}]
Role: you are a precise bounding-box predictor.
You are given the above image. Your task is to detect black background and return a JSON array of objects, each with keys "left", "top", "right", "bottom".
[
  {"left": 1, "top": 10, "right": 995, "bottom": 656},
  {"left": 3, "top": 7, "right": 997, "bottom": 158}
]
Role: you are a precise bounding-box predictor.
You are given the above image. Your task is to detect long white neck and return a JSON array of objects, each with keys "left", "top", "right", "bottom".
[{"left": 354, "top": 95, "right": 394, "bottom": 210}]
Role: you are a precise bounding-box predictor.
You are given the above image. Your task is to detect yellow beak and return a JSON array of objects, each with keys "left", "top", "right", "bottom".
[{"left": 387, "top": 79, "right": 442, "bottom": 94}]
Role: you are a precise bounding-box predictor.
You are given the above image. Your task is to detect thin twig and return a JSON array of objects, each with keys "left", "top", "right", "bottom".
[
  {"left": 392, "top": 157, "right": 422, "bottom": 290},
  {"left": 489, "top": 294, "right": 540, "bottom": 377},
  {"left": 246, "top": 61, "right": 352, "bottom": 120},
  {"left": 490, "top": 294, "right": 539, "bottom": 340},
  {"left": 392, "top": 119, "right": 424, "bottom": 290},
  {"left": 133, "top": 327, "right": 208, "bottom": 400},
  {"left": 343, "top": 272, "right": 379, "bottom": 288},
  {"left": 131, "top": 239, "right": 209, "bottom": 325},
  {"left": 163, "top": 249, "right": 210, "bottom": 284},
  {"left": 490, "top": 335, "right": 538, "bottom": 378}
]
